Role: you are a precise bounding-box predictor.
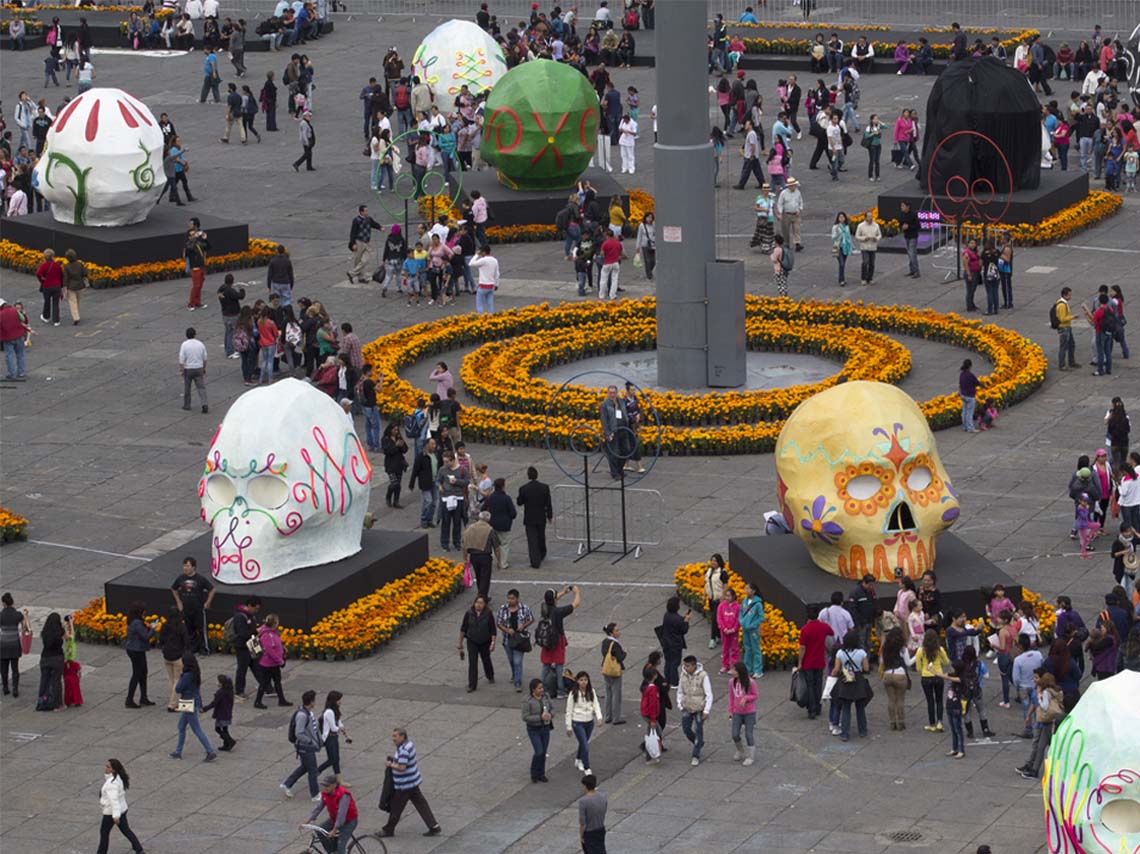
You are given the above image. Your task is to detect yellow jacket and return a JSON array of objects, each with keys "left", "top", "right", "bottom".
[{"left": 915, "top": 646, "right": 949, "bottom": 678}]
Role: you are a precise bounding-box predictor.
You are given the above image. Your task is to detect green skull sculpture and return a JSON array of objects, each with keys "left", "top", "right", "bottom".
[{"left": 480, "top": 59, "right": 601, "bottom": 191}]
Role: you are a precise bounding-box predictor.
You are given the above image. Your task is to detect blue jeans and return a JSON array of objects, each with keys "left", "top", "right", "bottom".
[
  {"left": 462, "top": 256, "right": 475, "bottom": 291},
  {"left": 440, "top": 502, "right": 464, "bottom": 548},
  {"left": 681, "top": 711, "right": 706, "bottom": 758},
  {"left": 905, "top": 238, "right": 919, "bottom": 275},
  {"left": 836, "top": 251, "right": 848, "bottom": 284},
  {"left": 961, "top": 395, "right": 976, "bottom": 432},
  {"left": 541, "top": 662, "right": 563, "bottom": 699},
  {"left": 317, "top": 733, "right": 341, "bottom": 775},
  {"left": 527, "top": 726, "right": 550, "bottom": 780},
  {"left": 270, "top": 281, "right": 292, "bottom": 306},
  {"left": 363, "top": 406, "right": 380, "bottom": 450},
  {"left": 571, "top": 719, "right": 595, "bottom": 769},
  {"left": 259, "top": 345, "right": 275, "bottom": 383},
  {"left": 1095, "top": 331, "right": 1114, "bottom": 374},
  {"left": 503, "top": 645, "right": 525, "bottom": 687},
  {"left": 947, "top": 703, "right": 965, "bottom": 753},
  {"left": 997, "top": 652, "right": 1013, "bottom": 704},
  {"left": 731, "top": 711, "right": 755, "bottom": 745},
  {"left": 984, "top": 280, "right": 1000, "bottom": 314},
  {"left": 175, "top": 711, "right": 215, "bottom": 756},
  {"left": 4, "top": 338, "right": 27, "bottom": 378},
  {"left": 1018, "top": 686, "right": 1037, "bottom": 734},
  {"left": 839, "top": 697, "right": 868, "bottom": 739},
  {"left": 284, "top": 749, "right": 319, "bottom": 796},
  {"left": 475, "top": 288, "right": 494, "bottom": 314},
  {"left": 317, "top": 817, "right": 356, "bottom": 854},
  {"left": 419, "top": 486, "right": 437, "bottom": 526}
]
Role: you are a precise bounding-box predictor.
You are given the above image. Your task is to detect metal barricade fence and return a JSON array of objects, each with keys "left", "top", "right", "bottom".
[{"left": 552, "top": 483, "right": 662, "bottom": 561}]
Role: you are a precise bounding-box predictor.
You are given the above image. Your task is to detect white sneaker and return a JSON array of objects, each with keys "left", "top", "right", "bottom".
[
  {"left": 708, "top": 638, "right": 717, "bottom": 649},
  {"left": 742, "top": 756, "right": 754, "bottom": 767},
  {"left": 227, "top": 353, "right": 240, "bottom": 359},
  {"left": 311, "top": 794, "right": 322, "bottom": 803},
  {"left": 584, "top": 768, "right": 593, "bottom": 775},
  {"left": 280, "top": 783, "right": 293, "bottom": 798},
  {"left": 830, "top": 726, "right": 841, "bottom": 736},
  {"left": 691, "top": 757, "right": 700, "bottom": 766},
  {"left": 574, "top": 759, "right": 584, "bottom": 771},
  {"left": 796, "top": 131, "right": 802, "bottom": 140}
]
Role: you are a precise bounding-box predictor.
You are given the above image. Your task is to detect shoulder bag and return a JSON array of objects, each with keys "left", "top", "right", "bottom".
[{"left": 601, "top": 641, "right": 622, "bottom": 678}]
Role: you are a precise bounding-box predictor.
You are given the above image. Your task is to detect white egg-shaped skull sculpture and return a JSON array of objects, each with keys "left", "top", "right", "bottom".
[
  {"left": 198, "top": 379, "right": 373, "bottom": 584},
  {"left": 412, "top": 19, "right": 508, "bottom": 97},
  {"left": 33, "top": 88, "right": 165, "bottom": 226}
]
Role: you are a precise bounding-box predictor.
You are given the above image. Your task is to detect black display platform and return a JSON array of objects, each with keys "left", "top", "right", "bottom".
[
  {"left": 458, "top": 167, "right": 627, "bottom": 228},
  {"left": 0, "top": 205, "right": 249, "bottom": 267},
  {"left": 876, "top": 168, "right": 1088, "bottom": 226},
  {"left": 106, "top": 528, "right": 429, "bottom": 631},
  {"left": 728, "top": 532, "right": 1018, "bottom": 626}
]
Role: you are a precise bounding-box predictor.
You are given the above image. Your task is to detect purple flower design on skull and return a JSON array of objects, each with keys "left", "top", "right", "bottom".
[{"left": 801, "top": 495, "right": 844, "bottom": 545}]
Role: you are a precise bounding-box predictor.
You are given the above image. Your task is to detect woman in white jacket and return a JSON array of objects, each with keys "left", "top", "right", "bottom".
[
  {"left": 565, "top": 671, "right": 604, "bottom": 776},
  {"left": 98, "top": 758, "right": 145, "bottom": 854}
]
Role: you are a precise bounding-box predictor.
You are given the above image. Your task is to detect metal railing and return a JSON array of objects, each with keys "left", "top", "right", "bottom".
[
  {"left": 553, "top": 482, "right": 662, "bottom": 562},
  {"left": 223, "top": 1, "right": 1139, "bottom": 34}
]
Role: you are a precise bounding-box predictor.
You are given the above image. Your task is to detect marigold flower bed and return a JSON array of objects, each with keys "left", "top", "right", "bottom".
[
  {"left": 674, "top": 561, "right": 1057, "bottom": 665},
  {"left": 0, "top": 508, "right": 29, "bottom": 544},
  {"left": 735, "top": 26, "right": 1038, "bottom": 59},
  {"left": 364, "top": 296, "right": 1046, "bottom": 455},
  {"left": 73, "top": 558, "right": 463, "bottom": 659},
  {"left": 0, "top": 238, "right": 277, "bottom": 289}
]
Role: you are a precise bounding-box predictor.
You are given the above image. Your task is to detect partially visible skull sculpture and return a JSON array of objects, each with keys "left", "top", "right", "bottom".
[
  {"left": 199, "top": 379, "right": 372, "bottom": 584},
  {"left": 774, "top": 381, "right": 960, "bottom": 580},
  {"left": 33, "top": 88, "right": 165, "bottom": 226},
  {"left": 412, "top": 19, "right": 507, "bottom": 97},
  {"left": 1043, "top": 670, "right": 1140, "bottom": 854}
]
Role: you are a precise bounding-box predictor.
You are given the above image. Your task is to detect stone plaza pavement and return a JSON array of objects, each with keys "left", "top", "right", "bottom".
[{"left": 1, "top": 9, "right": 1137, "bottom": 854}]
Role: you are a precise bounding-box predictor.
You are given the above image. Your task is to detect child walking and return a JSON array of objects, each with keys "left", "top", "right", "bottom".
[
  {"left": 1076, "top": 493, "right": 1101, "bottom": 557},
  {"left": 716, "top": 588, "right": 741, "bottom": 673},
  {"left": 202, "top": 674, "right": 236, "bottom": 751},
  {"left": 63, "top": 625, "right": 83, "bottom": 707}
]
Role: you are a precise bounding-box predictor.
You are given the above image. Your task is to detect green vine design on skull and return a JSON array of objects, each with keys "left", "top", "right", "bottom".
[
  {"left": 130, "top": 140, "right": 156, "bottom": 192},
  {"left": 44, "top": 151, "right": 92, "bottom": 226}
]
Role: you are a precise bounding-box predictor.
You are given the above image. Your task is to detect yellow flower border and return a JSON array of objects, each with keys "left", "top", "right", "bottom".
[
  {"left": 738, "top": 27, "right": 1038, "bottom": 60},
  {"left": 364, "top": 296, "right": 1046, "bottom": 455},
  {"left": 0, "top": 507, "right": 28, "bottom": 544},
  {"left": 0, "top": 238, "right": 277, "bottom": 288},
  {"left": 860, "top": 190, "right": 1122, "bottom": 248},
  {"left": 675, "top": 561, "right": 1057, "bottom": 665},
  {"left": 72, "top": 558, "right": 463, "bottom": 659},
  {"left": 730, "top": 20, "right": 890, "bottom": 32}
]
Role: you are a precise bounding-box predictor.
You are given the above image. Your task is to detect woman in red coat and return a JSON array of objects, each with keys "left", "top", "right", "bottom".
[{"left": 35, "top": 248, "right": 64, "bottom": 326}]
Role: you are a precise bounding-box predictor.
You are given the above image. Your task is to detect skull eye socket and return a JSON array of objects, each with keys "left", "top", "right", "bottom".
[
  {"left": 247, "top": 475, "right": 289, "bottom": 509},
  {"left": 845, "top": 475, "right": 882, "bottom": 500},
  {"left": 906, "top": 466, "right": 933, "bottom": 491},
  {"left": 206, "top": 475, "right": 236, "bottom": 506},
  {"left": 1101, "top": 798, "right": 1140, "bottom": 834}
]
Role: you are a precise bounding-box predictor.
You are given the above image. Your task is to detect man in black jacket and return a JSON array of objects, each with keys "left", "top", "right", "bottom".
[
  {"left": 899, "top": 200, "right": 920, "bottom": 278},
  {"left": 266, "top": 244, "right": 295, "bottom": 306},
  {"left": 516, "top": 467, "right": 553, "bottom": 569},
  {"left": 486, "top": 477, "right": 517, "bottom": 569},
  {"left": 216, "top": 273, "right": 245, "bottom": 359},
  {"left": 348, "top": 204, "right": 384, "bottom": 285},
  {"left": 846, "top": 574, "right": 878, "bottom": 650},
  {"left": 231, "top": 596, "right": 261, "bottom": 697},
  {"left": 408, "top": 437, "right": 439, "bottom": 529}
]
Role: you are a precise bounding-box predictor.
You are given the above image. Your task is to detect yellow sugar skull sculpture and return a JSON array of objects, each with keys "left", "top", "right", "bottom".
[{"left": 774, "top": 381, "right": 959, "bottom": 580}]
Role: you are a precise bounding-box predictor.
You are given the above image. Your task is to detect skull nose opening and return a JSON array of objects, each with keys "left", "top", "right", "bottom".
[{"left": 887, "top": 501, "right": 917, "bottom": 532}]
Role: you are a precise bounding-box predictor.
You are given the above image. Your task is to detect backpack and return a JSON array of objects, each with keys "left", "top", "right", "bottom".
[
  {"left": 287, "top": 708, "right": 313, "bottom": 746},
  {"left": 577, "top": 239, "right": 595, "bottom": 263},
  {"left": 983, "top": 261, "right": 1000, "bottom": 283},
  {"left": 1048, "top": 301, "right": 1061, "bottom": 329},
  {"left": 780, "top": 246, "right": 794, "bottom": 272},
  {"left": 1101, "top": 306, "right": 1119, "bottom": 336},
  {"left": 535, "top": 617, "right": 559, "bottom": 650},
  {"left": 394, "top": 84, "right": 410, "bottom": 109},
  {"left": 222, "top": 617, "right": 237, "bottom": 648},
  {"left": 623, "top": 8, "right": 639, "bottom": 28},
  {"left": 233, "top": 325, "right": 250, "bottom": 353},
  {"left": 555, "top": 206, "right": 571, "bottom": 231},
  {"left": 285, "top": 322, "right": 302, "bottom": 347},
  {"left": 403, "top": 409, "right": 424, "bottom": 438}
]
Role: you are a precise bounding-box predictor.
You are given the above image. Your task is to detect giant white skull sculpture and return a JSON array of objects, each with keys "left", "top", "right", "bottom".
[
  {"left": 1043, "top": 670, "right": 1140, "bottom": 854},
  {"left": 774, "top": 381, "right": 959, "bottom": 580},
  {"left": 33, "top": 87, "right": 165, "bottom": 226},
  {"left": 412, "top": 19, "right": 508, "bottom": 97},
  {"left": 199, "top": 379, "right": 373, "bottom": 584}
]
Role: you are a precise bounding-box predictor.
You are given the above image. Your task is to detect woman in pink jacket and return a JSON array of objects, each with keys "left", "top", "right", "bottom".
[
  {"left": 253, "top": 614, "right": 289, "bottom": 709},
  {"left": 728, "top": 660, "right": 759, "bottom": 766},
  {"left": 716, "top": 589, "right": 741, "bottom": 674},
  {"left": 893, "top": 111, "right": 913, "bottom": 169}
]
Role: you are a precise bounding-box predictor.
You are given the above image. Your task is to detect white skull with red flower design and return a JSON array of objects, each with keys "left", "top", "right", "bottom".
[
  {"left": 774, "top": 382, "right": 959, "bottom": 580},
  {"left": 198, "top": 379, "right": 373, "bottom": 584}
]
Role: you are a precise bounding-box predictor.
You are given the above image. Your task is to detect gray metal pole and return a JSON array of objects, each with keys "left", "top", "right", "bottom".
[{"left": 655, "top": 0, "right": 717, "bottom": 389}]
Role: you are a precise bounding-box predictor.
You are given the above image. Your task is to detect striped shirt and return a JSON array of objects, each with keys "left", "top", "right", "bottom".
[{"left": 392, "top": 740, "right": 422, "bottom": 790}]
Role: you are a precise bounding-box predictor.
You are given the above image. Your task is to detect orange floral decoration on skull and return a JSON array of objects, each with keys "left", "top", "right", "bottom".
[
  {"left": 835, "top": 462, "right": 896, "bottom": 517},
  {"left": 901, "top": 453, "right": 944, "bottom": 507}
]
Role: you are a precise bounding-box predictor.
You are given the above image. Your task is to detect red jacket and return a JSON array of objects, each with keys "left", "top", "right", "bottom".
[
  {"left": 36, "top": 260, "right": 64, "bottom": 291},
  {"left": 640, "top": 681, "right": 659, "bottom": 720},
  {"left": 320, "top": 786, "right": 358, "bottom": 826},
  {"left": 0, "top": 304, "right": 27, "bottom": 343}
]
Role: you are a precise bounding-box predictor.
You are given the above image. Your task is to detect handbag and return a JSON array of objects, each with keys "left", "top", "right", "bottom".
[
  {"left": 509, "top": 630, "right": 532, "bottom": 653},
  {"left": 601, "top": 642, "right": 622, "bottom": 678},
  {"left": 643, "top": 728, "right": 662, "bottom": 759},
  {"left": 19, "top": 627, "right": 33, "bottom": 656},
  {"left": 246, "top": 633, "right": 263, "bottom": 657},
  {"left": 176, "top": 697, "right": 196, "bottom": 713},
  {"left": 860, "top": 132, "right": 873, "bottom": 149},
  {"left": 462, "top": 560, "right": 474, "bottom": 589},
  {"left": 821, "top": 674, "right": 838, "bottom": 701}
]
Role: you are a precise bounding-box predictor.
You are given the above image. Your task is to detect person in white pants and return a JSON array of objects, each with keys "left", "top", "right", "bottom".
[
  {"left": 592, "top": 115, "right": 613, "bottom": 172},
  {"left": 618, "top": 115, "right": 638, "bottom": 174},
  {"left": 597, "top": 233, "right": 623, "bottom": 300}
]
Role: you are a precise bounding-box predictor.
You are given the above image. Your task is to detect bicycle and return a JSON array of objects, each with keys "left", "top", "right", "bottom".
[{"left": 299, "top": 823, "right": 381, "bottom": 854}]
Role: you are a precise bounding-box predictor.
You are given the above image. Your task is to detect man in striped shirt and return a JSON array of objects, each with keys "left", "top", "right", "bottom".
[{"left": 379, "top": 728, "right": 442, "bottom": 838}]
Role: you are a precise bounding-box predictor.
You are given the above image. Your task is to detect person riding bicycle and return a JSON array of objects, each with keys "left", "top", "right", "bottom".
[{"left": 301, "top": 774, "right": 359, "bottom": 854}]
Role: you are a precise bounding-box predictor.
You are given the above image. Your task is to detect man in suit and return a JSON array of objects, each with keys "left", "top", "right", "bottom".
[
  {"left": 599, "top": 385, "right": 629, "bottom": 479},
  {"left": 516, "top": 466, "right": 553, "bottom": 569}
]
